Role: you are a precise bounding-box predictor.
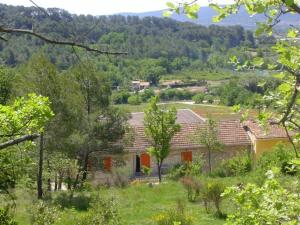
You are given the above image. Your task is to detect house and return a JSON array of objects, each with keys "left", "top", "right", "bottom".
[
  {"left": 89, "top": 110, "right": 292, "bottom": 178},
  {"left": 161, "top": 80, "right": 183, "bottom": 88},
  {"left": 243, "top": 120, "right": 291, "bottom": 158},
  {"left": 131, "top": 80, "right": 150, "bottom": 91}
]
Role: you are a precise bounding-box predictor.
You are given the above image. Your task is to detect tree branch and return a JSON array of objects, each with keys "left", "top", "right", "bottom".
[
  {"left": 0, "top": 26, "right": 127, "bottom": 55},
  {"left": 0, "top": 134, "right": 39, "bottom": 150},
  {"left": 282, "top": 0, "right": 300, "bottom": 14}
]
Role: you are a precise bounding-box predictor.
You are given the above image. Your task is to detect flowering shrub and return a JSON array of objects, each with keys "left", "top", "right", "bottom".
[
  {"left": 153, "top": 201, "right": 193, "bottom": 225},
  {"left": 223, "top": 170, "right": 300, "bottom": 225}
]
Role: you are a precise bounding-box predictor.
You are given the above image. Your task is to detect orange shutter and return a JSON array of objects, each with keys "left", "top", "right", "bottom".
[
  {"left": 181, "top": 151, "right": 192, "bottom": 162},
  {"left": 103, "top": 157, "right": 112, "bottom": 171},
  {"left": 87, "top": 158, "right": 93, "bottom": 171},
  {"left": 141, "top": 153, "right": 150, "bottom": 168}
]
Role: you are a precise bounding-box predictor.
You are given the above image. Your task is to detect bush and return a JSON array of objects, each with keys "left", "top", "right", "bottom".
[
  {"left": 256, "top": 143, "right": 294, "bottom": 174},
  {"left": 153, "top": 200, "right": 193, "bottom": 225},
  {"left": 54, "top": 191, "right": 91, "bottom": 211},
  {"left": 168, "top": 160, "right": 202, "bottom": 181},
  {"left": 180, "top": 176, "right": 202, "bottom": 202},
  {"left": 192, "top": 93, "right": 205, "bottom": 104},
  {"left": 30, "top": 201, "right": 60, "bottom": 225},
  {"left": 205, "top": 95, "right": 214, "bottom": 104},
  {"left": 211, "top": 153, "right": 252, "bottom": 177},
  {"left": 112, "top": 91, "right": 130, "bottom": 104},
  {"left": 77, "top": 196, "right": 122, "bottom": 225},
  {"left": 223, "top": 170, "right": 300, "bottom": 225},
  {"left": 159, "top": 89, "right": 194, "bottom": 101},
  {"left": 128, "top": 95, "right": 141, "bottom": 105},
  {"left": 140, "top": 88, "right": 155, "bottom": 102},
  {"left": 200, "top": 180, "right": 225, "bottom": 217},
  {"left": 111, "top": 166, "right": 131, "bottom": 188},
  {"left": 0, "top": 208, "right": 17, "bottom": 225}
]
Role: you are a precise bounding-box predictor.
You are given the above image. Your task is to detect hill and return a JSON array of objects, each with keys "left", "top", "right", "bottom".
[
  {"left": 120, "top": 6, "right": 300, "bottom": 30},
  {"left": 0, "top": 3, "right": 261, "bottom": 86}
]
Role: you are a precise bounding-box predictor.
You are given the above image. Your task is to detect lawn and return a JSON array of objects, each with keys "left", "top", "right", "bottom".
[
  {"left": 116, "top": 102, "right": 242, "bottom": 120},
  {"left": 7, "top": 177, "right": 252, "bottom": 225}
]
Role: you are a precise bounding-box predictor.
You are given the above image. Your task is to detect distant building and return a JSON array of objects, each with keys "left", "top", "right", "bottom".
[
  {"left": 88, "top": 111, "right": 292, "bottom": 179},
  {"left": 161, "top": 80, "right": 183, "bottom": 88},
  {"left": 131, "top": 80, "right": 150, "bottom": 91}
]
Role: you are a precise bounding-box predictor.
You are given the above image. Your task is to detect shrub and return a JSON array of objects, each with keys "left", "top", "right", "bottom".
[
  {"left": 168, "top": 160, "right": 202, "bottom": 181},
  {"left": 200, "top": 180, "right": 225, "bottom": 217},
  {"left": 54, "top": 191, "right": 91, "bottom": 211},
  {"left": 30, "top": 201, "right": 60, "bottom": 225},
  {"left": 153, "top": 200, "right": 193, "bottom": 225},
  {"left": 255, "top": 143, "right": 293, "bottom": 173},
  {"left": 0, "top": 208, "right": 17, "bottom": 225},
  {"left": 111, "top": 166, "right": 131, "bottom": 188},
  {"left": 223, "top": 170, "right": 300, "bottom": 225},
  {"left": 128, "top": 95, "right": 141, "bottom": 105},
  {"left": 211, "top": 153, "right": 252, "bottom": 177},
  {"left": 205, "top": 95, "right": 214, "bottom": 104},
  {"left": 112, "top": 91, "right": 130, "bottom": 104},
  {"left": 180, "top": 176, "right": 202, "bottom": 202},
  {"left": 141, "top": 88, "right": 155, "bottom": 102},
  {"left": 77, "top": 196, "right": 122, "bottom": 225},
  {"left": 192, "top": 93, "right": 205, "bottom": 104}
]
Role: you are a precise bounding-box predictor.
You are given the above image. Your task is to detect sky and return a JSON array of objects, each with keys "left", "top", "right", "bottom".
[{"left": 0, "top": 0, "right": 232, "bottom": 15}]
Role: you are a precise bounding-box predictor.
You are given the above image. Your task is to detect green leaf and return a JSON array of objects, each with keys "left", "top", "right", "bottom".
[
  {"left": 166, "top": 2, "right": 175, "bottom": 9},
  {"left": 287, "top": 29, "right": 298, "bottom": 38},
  {"left": 285, "top": 0, "right": 294, "bottom": 6},
  {"left": 163, "top": 10, "right": 172, "bottom": 17},
  {"left": 273, "top": 72, "right": 285, "bottom": 80},
  {"left": 252, "top": 57, "right": 264, "bottom": 67}
]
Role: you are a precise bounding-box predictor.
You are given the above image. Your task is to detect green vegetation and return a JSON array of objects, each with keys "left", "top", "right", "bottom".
[
  {"left": 1, "top": 0, "right": 300, "bottom": 224},
  {"left": 144, "top": 97, "right": 181, "bottom": 182}
]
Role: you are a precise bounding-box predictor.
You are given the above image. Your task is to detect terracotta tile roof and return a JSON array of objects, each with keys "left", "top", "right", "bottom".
[
  {"left": 126, "top": 118, "right": 251, "bottom": 152},
  {"left": 128, "top": 109, "right": 205, "bottom": 126},
  {"left": 243, "top": 120, "right": 289, "bottom": 139}
]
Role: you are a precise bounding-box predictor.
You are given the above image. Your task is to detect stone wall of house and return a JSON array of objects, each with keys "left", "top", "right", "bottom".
[
  {"left": 89, "top": 144, "right": 251, "bottom": 182},
  {"left": 130, "top": 145, "right": 251, "bottom": 175}
]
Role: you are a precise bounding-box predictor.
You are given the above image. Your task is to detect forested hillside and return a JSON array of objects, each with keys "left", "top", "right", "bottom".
[{"left": 0, "top": 4, "right": 259, "bottom": 86}]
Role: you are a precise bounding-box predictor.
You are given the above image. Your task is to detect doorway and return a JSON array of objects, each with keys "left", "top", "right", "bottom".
[{"left": 135, "top": 155, "right": 141, "bottom": 173}]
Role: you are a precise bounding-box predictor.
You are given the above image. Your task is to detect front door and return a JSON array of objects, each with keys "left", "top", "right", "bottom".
[{"left": 135, "top": 155, "right": 141, "bottom": 173}]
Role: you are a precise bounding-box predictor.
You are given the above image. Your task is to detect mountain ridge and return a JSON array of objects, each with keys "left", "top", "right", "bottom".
[{"left": 118, "top": 6, "right": 300, "bottom": 30}]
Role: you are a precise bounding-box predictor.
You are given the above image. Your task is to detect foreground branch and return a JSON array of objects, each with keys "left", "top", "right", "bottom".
[
  {"left": 0, "top": 134, "right": 39, "bottom": 150},
  {"left": 0, "top": 26, "right": 127, "bottom": 55}
]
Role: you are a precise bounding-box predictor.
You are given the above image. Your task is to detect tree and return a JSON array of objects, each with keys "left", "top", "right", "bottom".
[
  {"left": 223, "top": 170, "right": 300, "bottom": 225},
  {"left": 144, "top": 97, "right": 181, "bottom": 182},
  {"left": 194, "top": 118, "right": 223, "bottom": 173},
  {"left": 0, "top": 66, "right": 14, "bottom": 105},
  {"left": 0, "top": 93, "right": 53, "bottom": 196},
  {"left": 167, "top": 0, "right": 300, "bottom": 157}
]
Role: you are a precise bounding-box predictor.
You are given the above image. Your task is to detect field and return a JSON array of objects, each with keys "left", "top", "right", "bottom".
[
  {"left": 116, "top": 102, "right": 242, "bottom": 120},
  {"left": 7, "top": 177, "right": 253, "bottom": 225}
]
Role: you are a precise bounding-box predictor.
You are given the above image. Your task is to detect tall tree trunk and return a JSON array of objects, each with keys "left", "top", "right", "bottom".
[
  {"left": 208, "top": 148, "right": 212, "bottom": 173},
  {"left": 37, "top": 133, "right": 44, "bottom": 199},
  {"left": 54, "top": 173, "right": 58, "bottom": 191},
  {"left": 157, "top": 161, "right": 162, "bottom": 183},
  {"left": 47, "top": 178, "right": 51, "bottom": 192},
  {"left": 58, "top": 172, "right": 62, "bottom": 190},
  {"left": 73, "top": 172, "right": 80, "bottom": 189},
  {"left": 82, "top": 151, "right": 89, "bottom": 181},
  {"left": 67, "top": 170, "right": 71, "bottom": 190}
]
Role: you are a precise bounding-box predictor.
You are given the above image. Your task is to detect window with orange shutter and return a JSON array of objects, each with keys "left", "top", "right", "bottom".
[
  {"left": 141, "top": 153, "right": 150, "bottom": 168},
  {"left": 103, "top": 157, "right": 112, "bottom": 171},
  {"left": 181, "top": 151, "right": 192, "bottom": 162}
]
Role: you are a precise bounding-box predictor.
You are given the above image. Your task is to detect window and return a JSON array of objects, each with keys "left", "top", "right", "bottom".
[
  {"left": 181, "top": 151, "right": 192, "bottom": 162},
  {"left": 141, "top": 153, "right": 150, "bottom": 168},
  {"left": 103, "top": 157, "right": 112, "bottom": 171}
]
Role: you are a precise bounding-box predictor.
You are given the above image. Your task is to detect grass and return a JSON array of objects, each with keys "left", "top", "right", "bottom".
[
  {"left": 116, "top": 102, "right": 242, "bottom": 120},
  {"left": 4, "top": 176, "right": 257, "bottom": 225}
]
